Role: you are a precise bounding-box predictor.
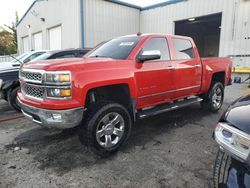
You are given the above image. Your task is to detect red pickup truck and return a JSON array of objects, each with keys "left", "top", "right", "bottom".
[{"left": 18, "top": 34, "right": 232, "bottom": 156}]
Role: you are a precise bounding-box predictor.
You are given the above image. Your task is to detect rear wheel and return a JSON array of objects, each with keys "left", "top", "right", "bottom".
[
  {"left": 201, "top": 82, "right": 224, "bottom": 112},
  {"left": 78, "top": 101, "right": 132, "bottom": 157},
  {"left": 7, "top": 87, "right": 21, "bottom": 112},
  {"left": 213, "top": 149, "right": 231, "bottom": 188}
]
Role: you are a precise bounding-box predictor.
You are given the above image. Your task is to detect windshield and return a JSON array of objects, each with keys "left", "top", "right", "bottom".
[
  {"left": 30, "top": 52, "right": 53, "bottom": 62},
  {"left": 11, "top": 53, "right": 29, "bottom": 63},
  {"left": 87, "top": 36, "right": 141, "bottom": 60}
]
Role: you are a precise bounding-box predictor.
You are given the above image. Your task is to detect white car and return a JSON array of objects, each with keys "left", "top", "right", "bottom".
[
  {"left": 0, "top": 51, "right": 46, "bottom": 71},
  {"left": 0, "top": 50, "right": 46, "bottom": 111}
]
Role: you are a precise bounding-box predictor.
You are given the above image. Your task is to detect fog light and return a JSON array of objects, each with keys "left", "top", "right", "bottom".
[{"left": 52, "top": 114, "right": 62, "bottom": 121}]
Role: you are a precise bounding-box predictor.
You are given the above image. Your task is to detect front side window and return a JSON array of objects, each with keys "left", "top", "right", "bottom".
[
  {"left": 173, "top": 38, "right": 195, "bottom": 60},
  {"left": 88, "top": 37, "right": 141, "bottom": 60},
  {"left": 141, "top": 38, "right": 170, "bottom": 61}
]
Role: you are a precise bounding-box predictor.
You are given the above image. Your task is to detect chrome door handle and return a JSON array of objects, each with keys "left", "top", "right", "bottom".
[
  {"left": 167, "top": 66, "right": 175, "bottom": 70},
  {"left": 195, "top": 64, "right": 201, "bottom": 68}
]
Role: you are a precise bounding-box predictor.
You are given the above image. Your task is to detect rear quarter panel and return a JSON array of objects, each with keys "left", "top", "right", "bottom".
[{"left": 200, "top": 57, "right": 232, "bottom": 93}]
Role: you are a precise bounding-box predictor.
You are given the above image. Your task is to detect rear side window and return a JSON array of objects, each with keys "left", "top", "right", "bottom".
[
  {"left": 142, "top": 38, "right": 170, "bottom": 61},
  {"left": 173, "top": 38, "right": 195, "bottom": 60}
]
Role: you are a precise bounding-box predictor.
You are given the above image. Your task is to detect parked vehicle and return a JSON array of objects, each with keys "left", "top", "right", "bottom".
[
  {"left": 0, "top": 51, "right": 46, "bottom": 70},
  {"left": 30, "top": 48, "right": 91, "bottom": 62},
  {"left": 214, "top": 94, "right": 250, "bottom": 188},
  {"left": 0, "top": 49, "right": 90, "bottom": 111},
  {"left": 0, "top": 51, "right": 46, "bottom": 111},
  {"left": 18, "top": 33, "right": 232, "bottom": 157}
]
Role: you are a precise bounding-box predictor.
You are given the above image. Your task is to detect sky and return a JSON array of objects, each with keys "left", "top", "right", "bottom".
[
  {"left": 0, "top": 0, "right": 167, "bottom": 26},
  {"left": 0, "top": 0, "right": 34, "bottom": 26}
]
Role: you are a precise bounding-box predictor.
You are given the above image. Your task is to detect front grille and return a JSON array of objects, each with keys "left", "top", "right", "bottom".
[
  {"left": 22, "top": 83, "right": 45, "bottom": 99},
  {"left": 20, "top": 71, "right": 42, "bottom": 82}
]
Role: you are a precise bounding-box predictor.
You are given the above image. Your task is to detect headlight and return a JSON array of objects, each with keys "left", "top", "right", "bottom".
[
  {"left": 45, "top": 72, "right": 71, "bottom": 84},
  {"left": 215, "top": 122, "right": 250, "bottom": 162},
  {"left": 47, "top": 88, "right": 71, "bottom": 98},
  {"left": 44, "top": 71, "right": 72, "bottom": 99}
]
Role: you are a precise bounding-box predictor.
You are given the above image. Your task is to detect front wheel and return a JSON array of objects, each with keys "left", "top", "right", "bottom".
[
  {"left": 201, "top": 82, "right": 224, "bottom": 112},
  {"left": 7, "top": 87, "right": 21, "bottom": 112},
  {"left": 213, "top": 149, "right": 231, "bottom": 188},
  {"left": 78, "top": 102, "right": 132, "bottom": 157}
]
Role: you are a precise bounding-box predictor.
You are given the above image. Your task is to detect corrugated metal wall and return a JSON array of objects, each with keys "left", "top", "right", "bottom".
[
  {"left": 84, "top": 0, "right": 140, "bottom": 47},
  {"left": 140, "top": 0, "right": 250, "bottom": 63},
  {"left": 17, "top": 0, "right": 81, "bottom": 53}
]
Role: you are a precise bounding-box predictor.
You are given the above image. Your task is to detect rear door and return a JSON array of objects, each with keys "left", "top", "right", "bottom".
[
  {"left": 171, "top": 38, "right": 202, "bottom": 98},
  {"left": 135, "top": 37, "right": 175, "bottom": 108}
]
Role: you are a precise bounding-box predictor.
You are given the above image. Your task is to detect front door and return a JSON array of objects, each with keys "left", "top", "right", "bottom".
[{"left": 135, "top": 37, "right": 175, "bottom": 109}]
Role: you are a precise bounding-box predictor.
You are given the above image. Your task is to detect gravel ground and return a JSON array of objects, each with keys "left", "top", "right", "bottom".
[{"left": 0, "top": 84, "right": 248, "bottom": 188}]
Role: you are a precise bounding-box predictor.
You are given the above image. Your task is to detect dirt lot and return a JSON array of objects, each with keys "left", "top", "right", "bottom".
[{"left": 0, "top": 84, "right": 248, "bottom": 188}]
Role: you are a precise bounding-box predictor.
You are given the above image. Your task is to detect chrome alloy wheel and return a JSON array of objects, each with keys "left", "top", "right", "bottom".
[
  {"left": 212, "top": 87, "right": 223, "bottom": 108},
  {"left": 96, "top": 112, "right": 125, "bottom": 148}
]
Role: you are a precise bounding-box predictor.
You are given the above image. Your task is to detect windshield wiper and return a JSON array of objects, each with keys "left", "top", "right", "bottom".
[{"left": 10, "top": 55, "right": 23, "bottom": 64}]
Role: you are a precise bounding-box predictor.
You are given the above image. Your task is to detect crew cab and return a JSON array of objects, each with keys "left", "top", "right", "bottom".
[{"left": 18, "top": 34, "right": 232, "bottom": 156}]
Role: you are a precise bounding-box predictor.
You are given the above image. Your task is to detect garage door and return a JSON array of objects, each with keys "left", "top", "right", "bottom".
[
  {"left": 49, "top": 26, "right": 62, "bottom": 50},
  {"left": 33, "top": 32, "right": 42, "bottom": 50},
  {"left": 22, "top": 36, "right": 29, "bottom": 53}
]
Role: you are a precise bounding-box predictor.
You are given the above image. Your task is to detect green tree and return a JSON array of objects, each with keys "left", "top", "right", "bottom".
[{"left": 0, "top": 12, "right": 19, "bottom": 55}]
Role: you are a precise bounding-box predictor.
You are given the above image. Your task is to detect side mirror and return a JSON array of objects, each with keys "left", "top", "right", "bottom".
[
  {"left": 12, "top": 63, "right": 20, "bottom": 67},
  {"left": 23, "top": 58, "right": 30, "bottom": 64},
  {"left": 138, "top": 50, "right": 161, "bottom": 62}
]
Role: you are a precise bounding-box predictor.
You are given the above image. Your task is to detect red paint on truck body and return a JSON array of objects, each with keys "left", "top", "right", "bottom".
[{"left": 18, "top": 34, "right": 232, "bottom": 111}]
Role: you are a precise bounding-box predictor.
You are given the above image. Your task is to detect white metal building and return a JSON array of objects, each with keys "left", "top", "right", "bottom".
[{"left": 17, "top": 0, "right": 250, "bottom": 67}]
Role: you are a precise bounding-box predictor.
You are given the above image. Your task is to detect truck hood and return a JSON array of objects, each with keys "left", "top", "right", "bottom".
[
  {"left": 22, "top": 57, "right": 120, "bottom": 71},
  {"left": 222, "top": 95, "right": 250, "bottom": 134}
]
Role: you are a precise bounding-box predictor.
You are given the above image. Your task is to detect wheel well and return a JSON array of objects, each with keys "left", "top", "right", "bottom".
[
  {"left": 86, "top": 84, "right": 132, "bottom": 109},
  {"left": 211, "top": 72, "right": 225, "bottom": 86},
  {"left": 2, "top": 81, "right": 20, "bottom": 101}
]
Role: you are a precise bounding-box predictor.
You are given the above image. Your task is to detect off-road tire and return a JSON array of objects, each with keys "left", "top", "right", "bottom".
[
  {"left": 78, "top": 101, "right": 132, "bottom": 157},
  {"left": 7, "top": 87, "right": 21, "bottom": 112},
  {"left": 201, "top": 82, "right": 224, "bottom": 112},
  {"left": 213, "top": 149, "right": 231, "bottom": 188}
]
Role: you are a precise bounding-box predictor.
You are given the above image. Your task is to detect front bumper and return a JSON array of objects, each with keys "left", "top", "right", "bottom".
[{"left": 17, "top": 97, "right": 85, "bottom": 129}]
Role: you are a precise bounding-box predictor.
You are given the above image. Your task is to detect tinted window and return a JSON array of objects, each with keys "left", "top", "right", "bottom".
[
  {"left": 77, "top": 50, "right": 90, "bottom": 57},
  {"left": 88, "top": 37, "right": 140, "bottom": 60},
  {"left": 56, "top": 53, "right": 76, "bottom": 59},
  {"left": 141, "top": 38, "right": 170, "bottom": 61},
  {"left": 173, "top": 38, "right": 195, "bottom": 60}
]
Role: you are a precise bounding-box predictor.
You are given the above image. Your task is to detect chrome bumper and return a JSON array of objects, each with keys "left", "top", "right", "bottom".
[{"left": 17, "top": 98, "right": 85, "bottom": 129}]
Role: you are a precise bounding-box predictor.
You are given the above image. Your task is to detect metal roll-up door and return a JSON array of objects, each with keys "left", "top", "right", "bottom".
[{"left": 49, "top": 26, "right": 62, "bottom": 50}]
